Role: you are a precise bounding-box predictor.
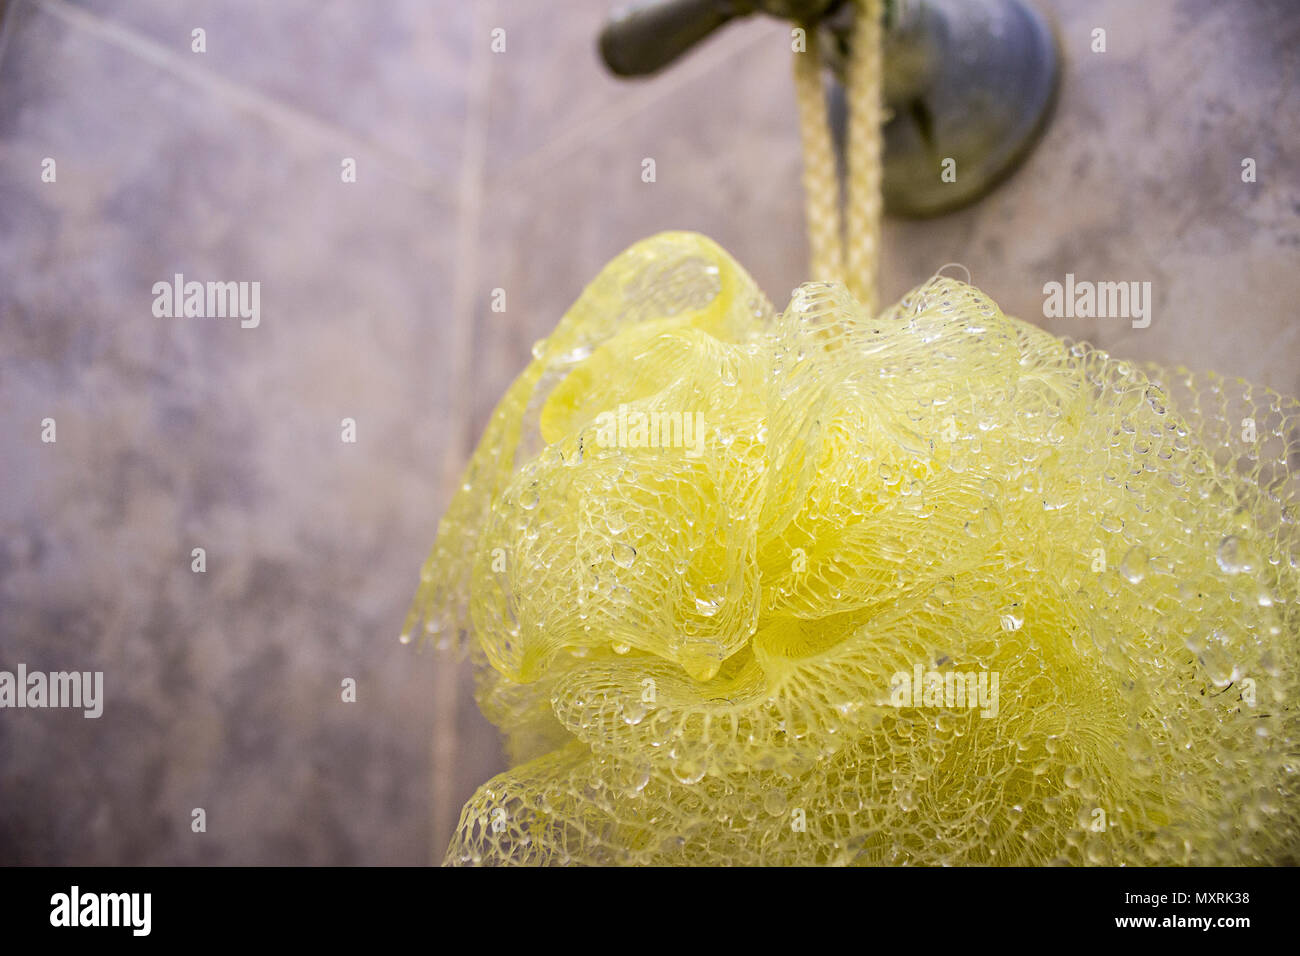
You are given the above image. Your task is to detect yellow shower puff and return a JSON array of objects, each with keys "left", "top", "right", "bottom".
[{"left": 406, "top": 231, "right": 1299, "bottom": 866}]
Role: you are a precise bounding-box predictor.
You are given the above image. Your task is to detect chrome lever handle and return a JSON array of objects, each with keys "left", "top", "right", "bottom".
[{"left": 598, "top": 0, "right": 844, "bottom": 77}]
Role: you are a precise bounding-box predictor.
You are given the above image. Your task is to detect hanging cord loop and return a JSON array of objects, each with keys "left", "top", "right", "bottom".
[
  {"left": 794, "top": 0, "right": 883, "bottom": 313},
  {"left": 792, "top": 22, "right": 843, "bottom": 286}
]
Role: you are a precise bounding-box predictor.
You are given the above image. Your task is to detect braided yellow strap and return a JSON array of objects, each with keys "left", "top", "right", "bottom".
[
  {"left": 845, "top": 0, "right": 883, "bottom": 312},
  {"left": 792, "top": 25, "right": 842, "bottom": 285},
  {"left": 794, "top": 0, "right": 883, "bottom": 312}
]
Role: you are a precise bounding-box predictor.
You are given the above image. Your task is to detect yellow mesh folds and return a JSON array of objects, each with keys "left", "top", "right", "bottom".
[{"left": 407, "top": 232, "right": 1300, "bottom": 866}]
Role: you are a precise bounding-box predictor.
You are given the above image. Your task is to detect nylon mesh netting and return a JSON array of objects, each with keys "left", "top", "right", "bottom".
[{"left": 406, "top": 231, "right": 1299, "bottom": 866}]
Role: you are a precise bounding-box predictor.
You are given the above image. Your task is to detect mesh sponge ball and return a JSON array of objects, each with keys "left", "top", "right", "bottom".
[{"left": 405, "top": 231, "right": 1300, "bottom": 866}]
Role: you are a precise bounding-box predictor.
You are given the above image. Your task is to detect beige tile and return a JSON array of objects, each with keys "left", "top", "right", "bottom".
[
  {"left": 0, "top": 0, "right": 465, "bottom": 863},
  {"left": 69, "top": 0, "right": 473, "bottom": 183}
]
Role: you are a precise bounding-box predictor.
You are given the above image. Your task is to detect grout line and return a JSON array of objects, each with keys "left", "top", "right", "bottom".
[
  {"left": 429, "top": 0, "right": 496, "bottom": 866},
  {"left": 33, "top": 0, "right": 454, "bottom": 200},
  {"left": 489, "top": 18, "right": 780, "bottom": 188}
]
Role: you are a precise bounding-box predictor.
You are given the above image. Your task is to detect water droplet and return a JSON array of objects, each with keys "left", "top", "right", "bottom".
[
  {"left": 898, "top": 789, "right": 917, "bottom": 812},
  {"left": 982, "top": 507, "right": 1003, "bottom": 534},
  {"left": 763, "top": 789, "right": 788, "bottom": 816},
  {"left": 1084, "top": 836, "right": 1110, "bottom": 865},
  {"left": 1063, "top": 766, "right": 1083, "bottom": 789},
  {"left": 693, "top": 659, "right": 721, "bottom": 682},
  {"left": 1201, "top": 645, "right": 1238, "bottom": 688},
  {"left": 1119, "top": 546, "right": 1149, "bottom": 584},
  {"left": 694, "top": 596, "right": 720, "bottom": 617},
  {"left": 618, "top": 761, "right": 651, "bottom": 792},
  {"left": 622, "top": 698, "right": 647, "bottom": 724},
  {"left": 611, "top": 542, "right": 636, "bottom": 569},
  {"left": 1125, "top": 732, "right": 1155, "bottom": 761},
  {"left": 1216, "top": 535, "right": 1258, "bottom": 574},
  {"left": 1000, "top": 606, "right": 1024, "bottom": 631},
  {"left": 670, "top": 757, "right": 706, "bottom": 785}
]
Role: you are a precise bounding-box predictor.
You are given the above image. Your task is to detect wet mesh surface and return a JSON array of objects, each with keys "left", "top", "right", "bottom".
[{"left": 406, "top": 232, "right": 1299, "bottom": 866}]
